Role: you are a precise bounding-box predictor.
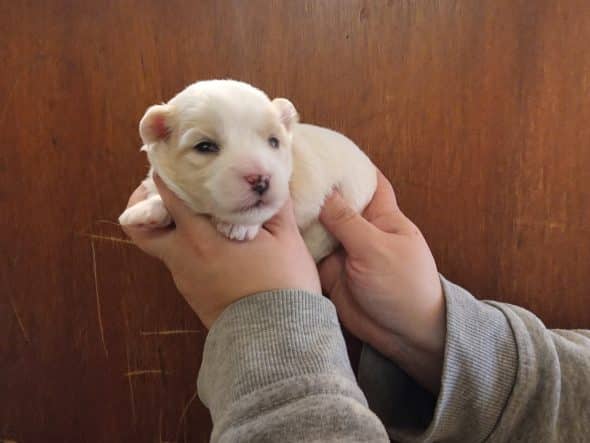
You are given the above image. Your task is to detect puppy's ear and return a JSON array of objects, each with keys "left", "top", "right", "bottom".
[
  {"left": 139, "top": 104, "right": 175, "bottom": 145},
  {"left": 272, "top": 98, "right": 299, "bottom": 132}
]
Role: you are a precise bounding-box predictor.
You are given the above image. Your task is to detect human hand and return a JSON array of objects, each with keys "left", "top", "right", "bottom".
[
  {"left": 319, "top": 170, "right": 445, "bottom": 393},
  {"left": 122, "top": 175, "right": 321, "bottom": 329}
]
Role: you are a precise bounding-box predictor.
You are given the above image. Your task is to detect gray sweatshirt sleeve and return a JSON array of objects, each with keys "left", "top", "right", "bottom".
[
  {"left": 197, "top": 290, "right": 389, "bottom": 443},
  {"left": 359, "top": 276, "right": 590, "bottom": 442}
]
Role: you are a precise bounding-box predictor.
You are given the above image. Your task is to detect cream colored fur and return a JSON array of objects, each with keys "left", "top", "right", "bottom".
[{"left": 119, "top": 80, "right": 376, "bottom": 262}]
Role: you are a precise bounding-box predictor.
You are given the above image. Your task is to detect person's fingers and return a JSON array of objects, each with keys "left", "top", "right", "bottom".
[
  {"left": 362, "top": 170, "right": 398, "bottom": 218},
  {"left": 126, "top": 184, "right": 149, "bottom": 208},
  {"left": 363, "top": 170, "right": 416, "bottom": 234},
  {"left": 263, "top": 197, "right": 299, "bottom": 235},
  {"left": 122, "top": 223, "right": 177, "bottom": 260},
  {"left": 122, "top": 183, "right": 175, "bottom": 258},
  {"left": 318, "top": 249, "right": 346, "bottom": 293},
  {"left": 319, "top": 192, "right": 379, "bottom": 255},
  {"left": 331, "top": 288, "right": 398, "bottom": 358}
]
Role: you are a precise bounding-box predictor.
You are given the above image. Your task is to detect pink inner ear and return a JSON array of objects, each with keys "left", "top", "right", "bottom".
[{"left": 152, "top": 115, "right": 170, "bottom": 139}]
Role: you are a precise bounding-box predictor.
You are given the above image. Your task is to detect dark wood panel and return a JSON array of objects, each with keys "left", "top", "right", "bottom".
[{"left": 1, "top": 0, "right": 589, "bottom": 441}]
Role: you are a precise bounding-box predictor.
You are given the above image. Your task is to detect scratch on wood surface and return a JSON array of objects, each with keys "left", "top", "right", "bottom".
[
  {"left": 9, "top": 296, "right": 29, "bottom": 343},
  {"left": 121, "top": 298, "right": 137, "bottom": 424},
  {"left": 124, "top": 369, "right": 164, "bottom": 377},
  {"left": 125, "top": 341, "right": 137, "bottom": 424},
  {"left": 83, "top": 233, "right": 134, "bottom": 245},
  {"left": 140, "top": 329, "right": 201, "bottom": 336},
  {"left": 76, "top": 219, "right": 132, "bottom": 246},
  {"left": 175, "top": 386, "right": 200, "bottom": 443},
  {"left": 95, "top": 219, "right": 122, "bottom": 227},
  {"left": 91, "top": 240, "right": 109, "bottom": 358}
]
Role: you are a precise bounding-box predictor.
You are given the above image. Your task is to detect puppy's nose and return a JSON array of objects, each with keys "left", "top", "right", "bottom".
[{"left": 244, "top": 175, "right": 271, "bottom": 195}]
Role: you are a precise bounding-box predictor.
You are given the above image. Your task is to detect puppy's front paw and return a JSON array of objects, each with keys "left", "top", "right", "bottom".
[
  {"left": 216, "top": 223, "right": 260, "bottom": 241},
  {"left": 119, "top": 197, "right": 172, "bottom": 228}
]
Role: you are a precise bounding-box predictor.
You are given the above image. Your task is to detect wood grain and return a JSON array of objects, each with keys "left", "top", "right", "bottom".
[{"left": 1, "top": 0, "right": 589, "bottom": 441}]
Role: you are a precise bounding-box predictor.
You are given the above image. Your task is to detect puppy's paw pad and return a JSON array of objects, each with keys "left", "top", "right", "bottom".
[{"left": 217, "top": 223, "right": 260, "bottom": 241}]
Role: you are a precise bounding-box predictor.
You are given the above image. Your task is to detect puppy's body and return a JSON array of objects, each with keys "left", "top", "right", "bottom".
[
  {"left": 120, "top": 80, "right": 376, "bottom": 262},
  {"left": 288, "top": 123, "right": 376, "bottom": 260}
]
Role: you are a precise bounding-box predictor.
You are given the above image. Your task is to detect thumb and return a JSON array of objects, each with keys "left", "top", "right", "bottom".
[
  {"left": 318, "top": 249, "right": 345, "bottom": 293},
  {"left": 319, "top": 192, "right": 378, "bottom": 254},
  {"left": 123, "top": 225, "right": 175, "bottom": 260},
  {"left": 263, "top": 197, "right": 298, "bottom": 236}
]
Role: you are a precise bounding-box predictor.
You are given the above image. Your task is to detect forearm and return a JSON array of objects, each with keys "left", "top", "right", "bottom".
[
  {"left": 359, "top": 276, "right": 590, "bottom": 442},
  {"left": 197, "top": 290, "right": 389, "bottom": 442}
]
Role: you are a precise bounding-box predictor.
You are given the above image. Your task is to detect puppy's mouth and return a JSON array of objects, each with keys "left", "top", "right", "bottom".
[{"left": 237, "top": 199, "right": 267, "bottom": 212}]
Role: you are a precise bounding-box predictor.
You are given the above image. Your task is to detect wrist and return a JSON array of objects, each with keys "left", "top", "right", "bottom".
[{"left": 377, "top": 296, "right": 446, "bottom": 394}]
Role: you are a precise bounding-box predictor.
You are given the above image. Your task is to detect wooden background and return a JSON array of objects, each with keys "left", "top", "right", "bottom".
[{"left": 1, "top": 0, "right": 589, "bottom": 441}]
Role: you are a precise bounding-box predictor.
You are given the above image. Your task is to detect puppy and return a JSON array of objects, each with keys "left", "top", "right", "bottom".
[{"left": 119, "top": 80, "right": 377, "bottom": 262}]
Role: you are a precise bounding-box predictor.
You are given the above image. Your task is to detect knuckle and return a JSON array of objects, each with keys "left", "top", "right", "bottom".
[
  {"left": 404, "top": 220, "right": 422, "bottom": 237},
  {"left": 331, "top": 204, "right": 357, "bottom": 226}
]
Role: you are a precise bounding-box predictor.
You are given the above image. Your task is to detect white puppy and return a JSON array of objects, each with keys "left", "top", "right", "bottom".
[{"left": 119, "top": 80, "right": 376, "bottom": 262}]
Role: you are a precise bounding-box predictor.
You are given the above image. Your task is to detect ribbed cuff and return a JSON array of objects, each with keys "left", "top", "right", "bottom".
[
  {"left": 391, "top": 276, "right": 518, "bottom": 442},
  {"left": 197, "top": 290, "right": 358, "bottom": 423},
  {"left": 359, "top": 276, "right": 519, "bottom": 442}
]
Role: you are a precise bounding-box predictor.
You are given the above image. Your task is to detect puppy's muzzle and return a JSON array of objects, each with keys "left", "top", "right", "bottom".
[{"left": 245, "top": 175, "right": 271, "bottom": 195}]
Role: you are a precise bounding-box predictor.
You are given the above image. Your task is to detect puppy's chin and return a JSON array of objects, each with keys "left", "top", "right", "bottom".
[{"left": 214, "top": 199, "right": 284, "bottom": 226}]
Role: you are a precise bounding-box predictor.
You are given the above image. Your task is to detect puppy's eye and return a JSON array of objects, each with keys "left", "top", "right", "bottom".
[
  {"left": 268, "top": 137, "right": 280, "bottom": 149},
  {"left": 194, "top": 141, "right": 219, "bottom": 153}
]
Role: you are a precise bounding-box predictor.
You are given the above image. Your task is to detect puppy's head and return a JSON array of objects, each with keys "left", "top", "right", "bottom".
[{"left": 139, "top": 80, "right": 298, "bottom": 226}]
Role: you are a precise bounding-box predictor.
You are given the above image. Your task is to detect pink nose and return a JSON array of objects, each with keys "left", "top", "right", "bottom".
[{"left": 244, "top": 174, "right": 271, "bottom": 195}]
